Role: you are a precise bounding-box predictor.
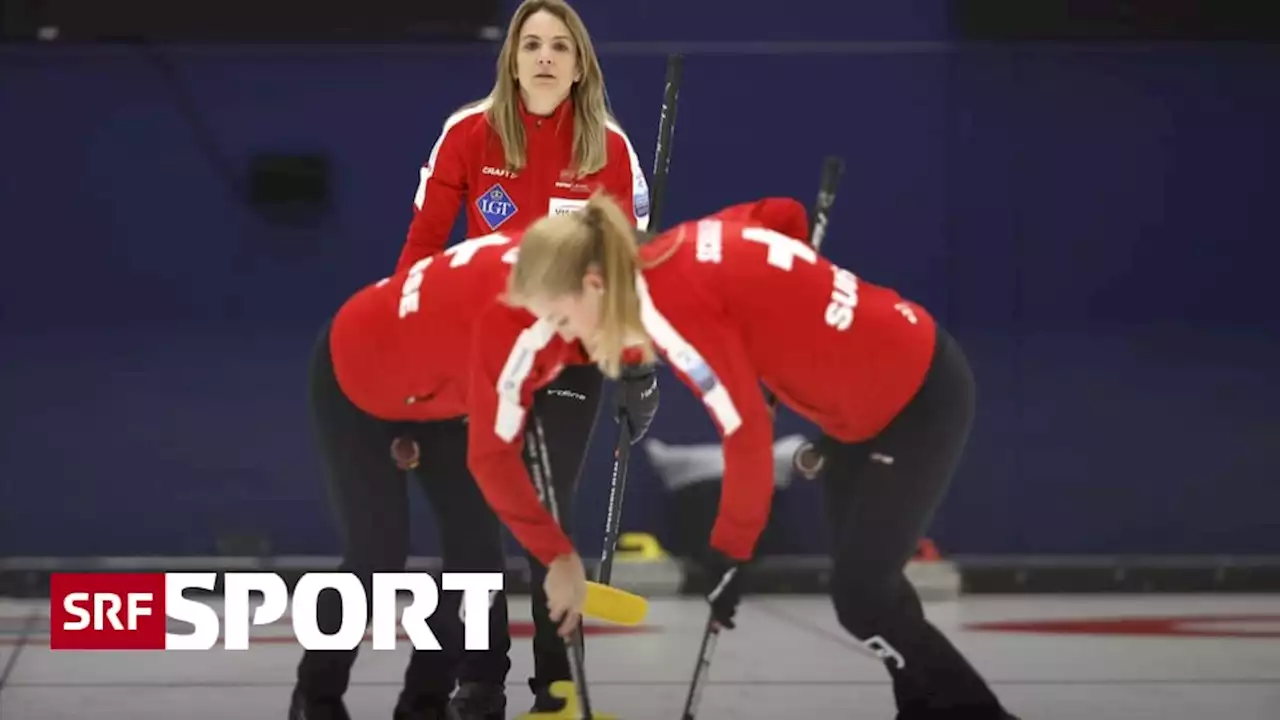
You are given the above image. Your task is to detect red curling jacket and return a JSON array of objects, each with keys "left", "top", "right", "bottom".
[
  {"left": 632, "top": 220, "right": 938, "bottom": 561},
  {"left": 396, "top": 96, "right": 650, "bottom": 273}
]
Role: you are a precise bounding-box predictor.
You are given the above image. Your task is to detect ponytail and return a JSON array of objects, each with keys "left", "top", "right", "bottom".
[{"left": 583, "top": 193, "right": 655, "bottom": 377}]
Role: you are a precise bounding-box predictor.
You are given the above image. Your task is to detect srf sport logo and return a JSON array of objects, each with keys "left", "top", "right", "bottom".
[{"left": 476, "top": 184, "right": 518, "bottom": 230}]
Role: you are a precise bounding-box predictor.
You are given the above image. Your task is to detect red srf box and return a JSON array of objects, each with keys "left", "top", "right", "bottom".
[{"left": 49, "top": 573, "right": 167, "bottom": 650}]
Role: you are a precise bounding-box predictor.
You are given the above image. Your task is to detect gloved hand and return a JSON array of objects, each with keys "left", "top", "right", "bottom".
[
  {"left": 698, "top": 548, "right": 744, "bottom": 630},
  {"left": 616, "top": 363, "right": 659, "bottom": 444}
]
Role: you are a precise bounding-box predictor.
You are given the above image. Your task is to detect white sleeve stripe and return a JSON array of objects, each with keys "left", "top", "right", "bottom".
[
  {"left": 414, "top": 98, "right": 492, "bottom": 210},
  {"left": 634, "top": 274, "right": 743, "bottom": 436},
  {"left": 702, "top": 385, "right": 744, "bottom": 437},
  {"left": 605, "top": 121, "right": 650, "bottom": 232},
  {"left": 492, "top": 317, "right": 559, "bottom": 443},
  {"left": 495, "top": 398, "right": 524, "bottom": 443}
]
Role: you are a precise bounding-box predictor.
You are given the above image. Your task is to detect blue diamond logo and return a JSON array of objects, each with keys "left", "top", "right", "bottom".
[{"left": 476, "top": 183, "right": 519, "bottom": 230}]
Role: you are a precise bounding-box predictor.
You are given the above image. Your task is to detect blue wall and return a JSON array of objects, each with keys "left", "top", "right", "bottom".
[{"left": 3, "top": 4, "right": 1278, "bottom": 558}]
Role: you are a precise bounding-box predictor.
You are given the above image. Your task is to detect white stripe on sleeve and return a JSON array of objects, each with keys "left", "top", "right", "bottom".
[
  {"left": 414, "top": 99, "right": 492, "bottom": 210},
  {"left": 634, "top": 274, "right": 742, "bottom": 436},
  {"left": 493, "top": 317, "right": 559, "bottom": 442},
  {"left": 606, "top": 120, "right": 651, "bottom": 231}
]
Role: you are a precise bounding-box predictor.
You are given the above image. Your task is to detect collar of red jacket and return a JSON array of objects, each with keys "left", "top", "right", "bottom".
[{"left": 518, "top": 93, "right": 574, "bottom": 133}]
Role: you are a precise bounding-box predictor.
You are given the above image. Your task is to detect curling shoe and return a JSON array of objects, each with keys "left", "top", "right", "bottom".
[
  {"left": 446, "top": 682, "right": 506, "bottom": 720},
  {"left": 522, "top": 678, "right": 566, "bottom": 715},
  {"left": 895, "top": 707, "right": 1020, "bottom": 720},
  {"left": 288, "top": 688, "right": 351, "bottom": 720},
  {"left": 516, "top": 681, "right": 621, "bottom": 720},
  {"left": 390, "top": 691, "right": 451, "bottom": 720}
]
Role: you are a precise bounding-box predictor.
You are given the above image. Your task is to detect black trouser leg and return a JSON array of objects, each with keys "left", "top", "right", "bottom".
[
  {"left": 523, "top": 364, "right": 604, "bottom": 693},
  {"left": 296, "top": 323, "right": 412, "bottom": 699},
  {"left": 398, "top": 417, "right": 512, "bottom": 698},
  {"left": 819, "top": 329, "right": 1007, "bottom": 719}
]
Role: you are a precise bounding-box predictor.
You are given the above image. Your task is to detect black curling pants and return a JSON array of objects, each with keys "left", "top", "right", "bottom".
[
  {"left": 519, "top": 364, "right": 606, "bottom": 694},
  {"left": 814, "top": 327, "right": 1009, "bottom": 719},
  {"left": 295, "top": 322, "right": 510, "bottom": 705}
]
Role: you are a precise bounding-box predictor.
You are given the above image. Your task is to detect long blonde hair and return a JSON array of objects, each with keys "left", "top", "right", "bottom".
[
  {"left": 480, "top": 0, "right": 611, "bottom": 177},
  {"left": 508, "top": 193, "right": 656, "bottom": 378}
]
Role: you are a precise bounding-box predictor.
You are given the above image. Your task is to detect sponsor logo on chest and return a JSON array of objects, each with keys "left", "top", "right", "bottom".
[
  {"left": 548, "top": 197, "right": 588, "bottom": 216},
  {"left": 476, "top": 184, "right": 519, "bottom": 229},
  {"left": 549, "top": 169, "right": 596, "bottom": 217},
  {"left": 556, "top": 169, "right": 593, "bottom": 194}
]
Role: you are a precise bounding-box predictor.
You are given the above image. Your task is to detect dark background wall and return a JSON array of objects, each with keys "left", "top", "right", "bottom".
[{"left": 2, "top": 2, "right": 1277, "bottom": 560}]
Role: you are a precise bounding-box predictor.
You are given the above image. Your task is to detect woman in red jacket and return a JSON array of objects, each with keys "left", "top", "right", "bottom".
[
  {"left": 290, "top": 228, "right": 660, "bottom": 720},
  {"left": 392, "top": 0, "right": 649, "bottom": 714},
  {"left": 496, "top": 194, "right": 1020, "bottom": 720},
  {"left": 397, "top": 0, "right": 648, "bottom": 273}
]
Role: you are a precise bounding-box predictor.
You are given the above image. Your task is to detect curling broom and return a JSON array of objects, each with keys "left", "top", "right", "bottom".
[
  {"left": 596, "top": 52, "right": 685, "bottom": 589},
  {"left": 678, "top": 154, "right": 845, "bottom": 720},
  {"left": 521, "top": 415, "right": 650, "bottom": 720}
]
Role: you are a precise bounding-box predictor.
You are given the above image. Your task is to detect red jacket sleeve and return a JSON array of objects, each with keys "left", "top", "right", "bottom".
[
  {"left": 606, "top": 123, "right": 651, "bottom": 231},
  {"left": 465, "top": 303, "right": 578, "bottom": 566},
  {"left": 396, "top": 112, "right": 472, "bottom": 273},
  {"left": 643, "top": 288, "right": 776, "bottom": 561},
  {"left": 706, "top": 340, "right": 777, "bottom": 561}
]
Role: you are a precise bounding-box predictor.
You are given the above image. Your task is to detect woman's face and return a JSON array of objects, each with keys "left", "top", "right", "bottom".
[
  {"left": 524, "top": 274, "right": 603, "bottom": 349},
  {"left": 514, "top": 10, "right": 581, "bottom": 113}
]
